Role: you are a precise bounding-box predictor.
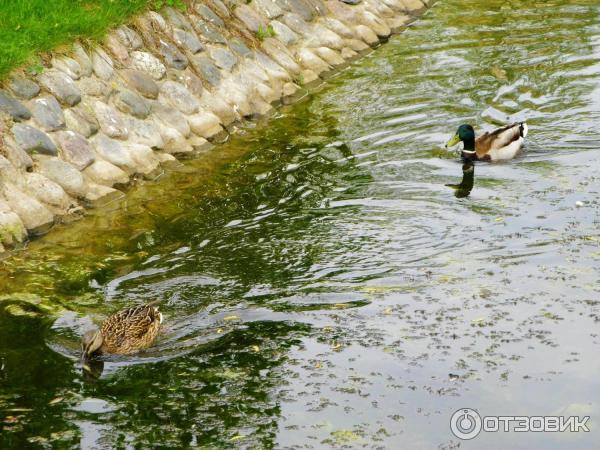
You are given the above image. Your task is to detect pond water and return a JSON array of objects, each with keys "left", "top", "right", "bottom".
[{"left": 1, "top": 0, "right": 600, "bottom": 448}]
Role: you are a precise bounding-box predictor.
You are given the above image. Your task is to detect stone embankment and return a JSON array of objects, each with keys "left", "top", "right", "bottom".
[{"left": 0, "top": 0, "right": 433, "bottom": 252}]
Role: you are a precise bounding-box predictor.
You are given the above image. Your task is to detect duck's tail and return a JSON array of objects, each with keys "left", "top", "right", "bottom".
[{"left": 520, "top": 122, "right": 528, "bottom": 138}]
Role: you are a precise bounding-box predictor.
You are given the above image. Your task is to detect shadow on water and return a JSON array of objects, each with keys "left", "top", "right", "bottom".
[{"left": 2, "top": 0, "right": 600, "bottom": 448}]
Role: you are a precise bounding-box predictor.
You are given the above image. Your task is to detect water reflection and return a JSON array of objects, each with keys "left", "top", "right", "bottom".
[{"left": 446, "top": 160, "right": 475, "bottom": 198}]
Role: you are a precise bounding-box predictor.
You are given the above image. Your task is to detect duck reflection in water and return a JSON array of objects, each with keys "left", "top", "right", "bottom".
[{"left": 446, "top": 160, "right": 474, "bottom": 198}]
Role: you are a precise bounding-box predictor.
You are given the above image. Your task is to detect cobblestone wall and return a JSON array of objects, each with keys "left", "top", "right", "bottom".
[{"left": 0, "top": 0, "right": 433, "bottom": 252}]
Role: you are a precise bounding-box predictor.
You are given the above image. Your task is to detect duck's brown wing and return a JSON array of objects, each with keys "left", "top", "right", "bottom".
[
  {"left": 476, "top": 123, "right": 525, "bottom": 155},
  {"left": 102, "top": 304, "right": 161, "bottom": 340}
]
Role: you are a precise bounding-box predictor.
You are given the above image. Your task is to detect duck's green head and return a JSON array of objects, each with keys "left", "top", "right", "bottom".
[{"left": 446, "top": 124, "right": 475, "bottom": 149}]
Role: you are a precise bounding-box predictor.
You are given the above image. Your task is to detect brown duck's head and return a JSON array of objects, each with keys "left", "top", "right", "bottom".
[{"left": 81, "top": 330, "right": 104, "bottom": 360}]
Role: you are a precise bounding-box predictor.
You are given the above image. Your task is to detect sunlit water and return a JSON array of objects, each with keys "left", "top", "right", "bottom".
[{"left": 1, "top": 0, "right": 600, "bottom": 448}]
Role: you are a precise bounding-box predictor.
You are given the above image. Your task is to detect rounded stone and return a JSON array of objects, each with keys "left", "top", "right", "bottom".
[
  {"left": 125, "top": 117, "right": 166, "bottom": 149},
  {"left": 120, "top": 70, "right": 159, "bottom": 99},
  {"left": 72, "top": 44, "right": 93, "bottom": 77},
  {"left": 173, "top": 29, "right": 204, "bottom": 54},
  {"left": 91, "top": 101, "right": 129, "bottom": 139},
  {"left": 38, "top": 157, "right": 88, "bottom": 198},
  {"left": 90, "top": 134, "right": 136, "bottom": 171},
  {"left": 355, "top": 24, "right": 380, "bottom": 46},
  {"left": 52, "top": 56, "right": 83, "bottom": 80},
  {"left": 113, "top": 87, "right": 150, "bottom": 119},
  {"left": 253, "top": 0, "right": 285, "bottom": 19},
  {"left": 194, "top": 4, "right": 225, "bottom": 26},
  {"left": 234, "top": 4, "right": 267, "bottom": 33},
  {"left": 115, "top": 26, "right": 144, "bottom": 50},
  {"left": 54, "top": 130, "right": 96, "bottom": 170},
  {"left": 314, "top": 47, "right": 345, "bottom": 67},
  {"left": 12, "top": 124, "right": 58, "bottom": 156},
  {"left": 209, "top": 47, "right": 238, "bottom": 71},
  {"left": 159, "top": 40, "right": 189, "bottom": 70},
  {"left": 92, "top": 48, "right": 115, "bottom": 81},
  {"left": 130, "top": 51, "right": 167, "bottom": 80},
  {"left": 38, "top": 70, "right": 82, "bottom": 106},
  {"left": 151, "top": 103, "right": 191, "bottom": 138},
  {"left": 123, "top": 143, "right": 160, "bottom": 175},
  {"left": 187, "top": 112, "right": 223, "bottom": 138},
  {"left": 78, "top": 76, "right": 112, "bottom": 99},
  {"left": 190, "top": 56, "right": 222, "bottom": 88},
  {"left": 8, "top": 78, "right": 40, "bottom": 100},
  {"left": 270, "top": 20, "right": 299, "bottom": 45},
  {"left": 83, "top": 160, "right": 129, "bottom": 187},
  {"left": 30, "top": 95, "right": 66, "bottom": 131},
  {"left": 192, "top": 18, "right": 227, "bottom": 44},
  {"left": 64, "top": 104, "right": 100, "bottom": 138},
  {"left": 166, "top": 69, "right": 204, "bottom": 97},
  {"left": 3, "top": 138, "right": 34, "bottom": 172},
  {"left": 159, "top": 81, "right": 200, "bottom": 115},
  {"left": 0, "top": 90, "right": 31, "bottom": 121},
  {"left": 2, "top": 182, "right": 54, "bottom": 235},
  {"left": 24, "top": 172, "right": 71, "bottom": 210}
]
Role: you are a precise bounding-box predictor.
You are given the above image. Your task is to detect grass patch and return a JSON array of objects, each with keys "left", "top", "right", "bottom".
[
  {"left": 256, "top": 24, "right": 276, "bottom": 42},
  {"left": 0, "top": 0, "right": 186, "bottom": 79}
]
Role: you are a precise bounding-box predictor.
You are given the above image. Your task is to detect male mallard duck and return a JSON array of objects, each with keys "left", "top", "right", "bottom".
[
  {"left": 445, "top": 122, "right": 528, "bottom": 161},
  {"left": 81, "top": 302, "right": 163, "bottom": 359}
]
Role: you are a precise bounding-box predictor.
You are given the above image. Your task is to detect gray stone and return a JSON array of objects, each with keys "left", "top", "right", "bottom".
[
  {"left": 191, "top": 56, "right": 222, "bottom": 87},
  {"left": 229, "top": 39, "right": 253, "bottom": 59},
  {"left": 83, "top": 160, "right": 129, "bottom": 187},
  {"left": 92, "top": 48, "right": 115, "bottom": 81},
  {"left": 146, "top": 11, "right": 168, "bottom": 32},
  {"left": 234, "top": 4, "right": 267, "bottom": 33},
  {"left": 30, "top": 96, "right": 65, "bottom": 131},
  {"left": 173, "top": 29, "right": 204, "bottom": 54},
  {"left": 206, "top": 0, "right": 229, "bottom": 17},
  {"left": 322, "top": 17, "right": 354, "bottom": 38},
  {"left": 163, "top": 6, "right": 194, "bottom": 31},
  {"left": 253, "top": 0, "right": 284, "bottom": 18},
  {"left": 167, "top": 69, "right": 204, "bottom": 97},
  {"left": 283, "top": 12, "right": 311, "bottom": 35},
  {"left": 12, "top": 124, "right": 57, "bottom": 156},
  {"left": 192, "top": 18, "right": 227, "bottom": 44},
  {"left": 194, "top": 4, "right": 225, "bottom": 26},
  {"left": 130, "top": 51, "right": 167, "bottom": 80},
  {"left": 115, "top": 25, "right": 144, "bottom": 49},
  {"left": 52, "top": 56, "right": 83, "bottom": 80},
  {"left": 78, "top": 76, "right": 111, "bottom": 98},
  {"left": 3, "top": 138, "right": 33, "bottom": 171},
  {"left": 159, "top": 81, "right": 200, "bottom": 115},
  {"left": 362, "top": 11, "right": 391, "bottom": 37},
  {"left": 262, "top": 39, "right": 302, "bottom": 74},
  {"left": 72, "top": 44, "right": 93, "bottom": 77},
  {"left": 84, "top": 183, "right": 122, "bottom": 205},
  {"left": 151, "top": 103, "right": 191, "bottom": 138},
  {"left": 340, "top": 0, "right": 361, "bottom": 4},
  {"left": 120, "top": 70, "right": 159, "bottom": 99},
  {"left": 0, "top": 91, "right": 31, "bottom": 121},
  {"left": 24, "top": 172, "right": 71, "bottom": 210},
  {"left": 2, "top": 182, "right": 54, "bottom": 234},
  {"left": 159, "top": 40, "right": 189, "bottom": 70},
  {"left": 113, "top": 87, "right": 150, "bottom": 119},
  {"left": 37, "top": 157, "right": 88, "bottom": 198},
  {"left": 90, "top": 134, "right": 136, "bottom": 171},
  {"left": 91, "top": 101, "right": 129, "bottom": 139},
  {"left": 125, "top": 117, "right": 166, "bottom": 148},
  {"left": 54, "top": 130, "right": 96, "bottom": 170},
  {"left": 0, "top": 155, "right": 18, "bottom": 180},
  {"left": 209, "top": 47, "right": 238, "bottom": 71},
  {"left": 158, "top": 126, "right": 193, "bottom": 154},
  {"left": 270, "top": 20, "right": 299, "bottom": 45},
  {"left": 280, "top": 0, "right": 316, "bottom": 21},
  {"left": 38, "top": 70, "right": 82, "bottom": 106},
  {"left": 314, "top": 47, "right": 345, "bottom": 67},
  {"left": 64, "top": 103, "right": 100, "bottom": 138},
  {"left": 8, "top": 78, "right": 40, "bottom": 100},
  {"left": 255, "top": 51, "right": 293, "bottom": 83},
  {"left": 296, "top": 47, "right": 331, "bottom": 74},
  {"left": 306, "top": 24, "right": 345, "bottom": 49}
]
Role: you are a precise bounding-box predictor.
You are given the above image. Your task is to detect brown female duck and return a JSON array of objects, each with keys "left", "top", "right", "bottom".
[{"left": 81, "top": 302, "right": 163, "bottom": 359}]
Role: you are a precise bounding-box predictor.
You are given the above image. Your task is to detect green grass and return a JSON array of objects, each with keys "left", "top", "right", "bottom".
[{"left": 0, "top": 0, "right": 186, "bottom": 79}]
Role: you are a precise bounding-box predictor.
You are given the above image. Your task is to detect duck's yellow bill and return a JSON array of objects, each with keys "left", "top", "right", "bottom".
[{"left": 445, "top": 134, "right": 461, "bottom": 148}]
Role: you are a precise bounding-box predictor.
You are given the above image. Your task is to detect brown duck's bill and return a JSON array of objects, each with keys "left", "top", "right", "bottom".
[{"left": 445, "top": 134, "right": 461, "bottom": 148}]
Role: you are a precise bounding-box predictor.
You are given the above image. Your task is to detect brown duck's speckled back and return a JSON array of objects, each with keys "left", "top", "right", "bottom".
[{"left": 100, "top": 303, "right": 163, "bottom": 355}]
